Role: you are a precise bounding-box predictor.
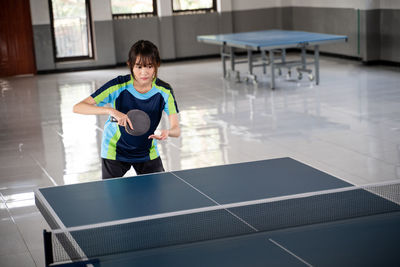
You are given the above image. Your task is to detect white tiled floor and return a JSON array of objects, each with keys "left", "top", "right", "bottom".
[{"left": 0, "top": 55, "right": 399, "bottom": 266}]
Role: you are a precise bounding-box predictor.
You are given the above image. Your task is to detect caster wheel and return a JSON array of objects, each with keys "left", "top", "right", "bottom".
[{"left": 298, "top": 73, "right": 303, "bottom": 80}]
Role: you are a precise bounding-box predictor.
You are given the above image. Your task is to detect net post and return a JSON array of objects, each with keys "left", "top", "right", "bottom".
[{"left": 43, "top": 230, "right": 54, "bottom": 267}]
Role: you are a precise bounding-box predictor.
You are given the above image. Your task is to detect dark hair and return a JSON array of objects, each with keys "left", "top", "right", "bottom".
[{"left": 127, "top": 40, "right": 161, "bottom": 80}]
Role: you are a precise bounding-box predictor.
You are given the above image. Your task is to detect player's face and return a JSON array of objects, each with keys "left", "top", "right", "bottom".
[{"left": 132, "top": 57, "right": 155, "bottom": 86}]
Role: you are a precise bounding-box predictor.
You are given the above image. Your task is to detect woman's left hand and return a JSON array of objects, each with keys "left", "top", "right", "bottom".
[{"left": 148, "top": 129, "right": 169, "bottom": 140}]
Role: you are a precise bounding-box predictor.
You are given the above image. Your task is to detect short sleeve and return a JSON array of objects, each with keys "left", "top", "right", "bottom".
[
  {"left": 90, "top": 76, "right": 130, "bottom": 107},
  {"left": 91, "top": 86, "right": 111, "bottom": 106},
  {"left": 164, "top": 90, "right": 179, "bottom": 115}
]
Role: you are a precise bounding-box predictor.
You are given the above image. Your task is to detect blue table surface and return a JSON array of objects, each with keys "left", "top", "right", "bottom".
[
  {"left": 37, "top": 157, "right": 351, "bottom": 227},
  {"left": 197, "top": 29, "right": 347, "bottom": 48},
  {"left": 35, "top": 157, "right": 400, "bottom": 267},
  {"left": 77, "top": 211, "right": 400, "bottom": 267}
]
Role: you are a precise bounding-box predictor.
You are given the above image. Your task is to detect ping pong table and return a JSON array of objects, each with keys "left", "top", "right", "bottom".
[
  {"left": 35, "top": 157, "right": 400, "bottom": 266},
  {"left": 197, "top": 30, "right": 348, "bottom": 89}
]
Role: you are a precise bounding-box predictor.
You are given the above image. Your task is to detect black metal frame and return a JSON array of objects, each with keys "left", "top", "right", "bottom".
[
  {"left": 43, "top": 229, "right": 100, "bottom": 267},
  {"left": 171, "top": 0, "right": 216, "bottom": 14},
  {"left": 43, "top": 230, "right": 53, "bottom": 267},
  {"left": 111, "top": 0, "right": 158, "bottom": 19},
  {"left": 48, "top": 0, "right": 95, "bottom": 62}
]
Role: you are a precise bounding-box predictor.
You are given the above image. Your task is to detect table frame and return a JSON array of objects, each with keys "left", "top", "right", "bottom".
[{"left": 198, "top": 30, "right": 347, "bottom": 89}]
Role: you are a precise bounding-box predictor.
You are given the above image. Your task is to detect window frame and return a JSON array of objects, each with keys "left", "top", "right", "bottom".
[
  {"left": 111, "top": 0, "right": 158, "bottom": 19},
  {"left": 48, "top": 0, "right": 95, "bottom": 62},
  {"left": 171, "top": 0, "right": 216, "bottom": 14}
]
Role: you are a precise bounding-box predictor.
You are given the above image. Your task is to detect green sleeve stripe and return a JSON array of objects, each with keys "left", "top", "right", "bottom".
[
  {"left": 167, "top": 95, "right": 177, "bottom": 114},
  {"left": 93, "top": 82, "right": 128, "bottom": 104},
  {"left": 155, "top": 85, "right": 178, "bottom": 115}
]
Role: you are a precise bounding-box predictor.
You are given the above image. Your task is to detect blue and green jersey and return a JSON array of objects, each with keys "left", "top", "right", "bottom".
[{"left": 91, "top": 74, "right": 179, "bottom": 162}]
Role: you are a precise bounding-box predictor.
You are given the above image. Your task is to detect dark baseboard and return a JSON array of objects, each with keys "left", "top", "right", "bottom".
[
  {"left": 304, "top": 49, "right": 361, "bottom": 62},
  {"left": 361, "top": 59, "right": 400, "bottom": 67},
  {"left": 162, "top": 54, "right": 221, "bottom": 63}
]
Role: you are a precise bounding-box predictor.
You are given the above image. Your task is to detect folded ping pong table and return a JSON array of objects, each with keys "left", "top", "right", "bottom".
[
  {"left": 35, "top": 157, "right": 400, "bottom": 266},
  {"left": 197, "top": 30, "right": 348, "bottom": 89}
]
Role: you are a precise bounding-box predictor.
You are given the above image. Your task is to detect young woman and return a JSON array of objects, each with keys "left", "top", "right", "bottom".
[{"left": 73, "top": 40, "right": 180, "bottom": 179}]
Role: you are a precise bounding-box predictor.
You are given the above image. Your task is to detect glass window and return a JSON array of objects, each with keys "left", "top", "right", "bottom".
[
  {"left": 111, "top": 0, "right": 157, "bottom": 18},
  {"left": 49, "top": 0, "right": 94, "bottom": 61},
  {"left": 172, "top": 0, "right": 216, "bottom": 13}
]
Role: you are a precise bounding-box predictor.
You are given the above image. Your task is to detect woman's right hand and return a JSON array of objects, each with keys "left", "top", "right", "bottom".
[
  {"left": 110, "top": 109, "right": 133, "bottom": 130},
  {"left": 73, "top": 98, "right": 134, "bottom": 130}
]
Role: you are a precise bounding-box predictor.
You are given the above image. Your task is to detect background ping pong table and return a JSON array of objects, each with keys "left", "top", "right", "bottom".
[
  {"left": 35, "top": 157, "right": 400, "bottom": 267},
  {"left": 197, "top": 30, "right": 347, "bottom": 89}
]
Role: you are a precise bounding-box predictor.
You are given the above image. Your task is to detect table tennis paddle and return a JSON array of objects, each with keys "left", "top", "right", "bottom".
[{"left": 111, "top": 109, "right": 150, "bottom": 136}]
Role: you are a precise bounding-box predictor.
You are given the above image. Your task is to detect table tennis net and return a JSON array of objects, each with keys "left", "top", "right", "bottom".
[{"left": 47, "top": 180, "right": 400, "bottom": 265}]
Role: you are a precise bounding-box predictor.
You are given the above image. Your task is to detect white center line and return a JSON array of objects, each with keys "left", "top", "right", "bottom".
[
  {"left": 170, "top": 172, "right": 259, "bottom": 232},
  {"left": 269, "top": 238, "right": 313, "bottom": 267}
]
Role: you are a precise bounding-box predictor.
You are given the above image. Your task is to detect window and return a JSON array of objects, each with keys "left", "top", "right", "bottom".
[
  {"left": 111, "top": 0, "right": 157, "bottom": 19},
  {"left": 172, "top": 0, "right": 216, "bottom": 13},
  {"left": 49, "top": 0, "right": 94, "bottom": 61}
]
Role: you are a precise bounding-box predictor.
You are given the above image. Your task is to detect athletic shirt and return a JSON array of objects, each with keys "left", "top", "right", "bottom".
[{"left": 91, "top": 74, "right": 179, "bottom": 163}]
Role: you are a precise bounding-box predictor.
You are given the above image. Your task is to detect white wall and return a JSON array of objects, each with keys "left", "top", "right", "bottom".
[
  {"left": 218, "top": 0, "right": 232, "bottom": 12},
  {"left": 157, "top": 0, "right": 173, "bottom": 16},
  {"left": 91, "top": 0, "right": 112, "bottom": 21},
  {"left": 380, "top": 0, "right": 400, "bottom": 9},
  {"left": 230, "top": 0, "right": 282, "bottom": 10},
  {"left": 30, "top": 0, "right": 400, "bottom": 26},
  {"left": 282, "top": 0, "right": 379, "bottom": 9},
  {"left": 227, "top": 0, "right": 400, "bottom": 11},
  {"left": 30, "top": 0, "right": 50, "bottom": 25}
]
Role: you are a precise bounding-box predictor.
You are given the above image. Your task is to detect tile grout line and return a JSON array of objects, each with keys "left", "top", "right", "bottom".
[
  {"left": 1, "top": 191, "right": 38, "bottom": 266},
  {"left": 29, "top": 154, "right": 58, "bottom": 187}
]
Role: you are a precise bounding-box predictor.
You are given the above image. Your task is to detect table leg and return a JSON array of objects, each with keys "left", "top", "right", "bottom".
[
  {"left": 262, "top": 50, "right": 267, "bottom": 74},
  {"left": 280, "top": 49, "right": 286, "bottom": 76},
  {"left": 314, "top": 45, "right": 320, "bottom": 85},
  {"left": 248, "top": 49, "right": 253, "bottom": 75},
  {"left": 301, "top": 46, "right": 307, "bottom": 69},
  {"left": 221, "top": 44, "right": 226, "bottom": 78},
  {"left": 246, "top": 49, "right": 257, "bottom": 83},
  {"left": 270, "top": 50, "right": 275, "bottom": 89},
  {"left": 297, "top": 46, "right": 313, "bottom": 81},
  {"left": 230, "top": 46, "right": 235, "bottom": 71}
]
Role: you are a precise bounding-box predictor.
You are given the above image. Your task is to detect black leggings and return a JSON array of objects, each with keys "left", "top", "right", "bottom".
[{"left": 101, "top": 157, "right": 165, "bottom": 179}]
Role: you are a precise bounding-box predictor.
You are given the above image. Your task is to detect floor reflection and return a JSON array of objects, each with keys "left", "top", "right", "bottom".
[
  {"left": 1, "top": 56, "right": 400, "bottom": 267},
  {"left": 58, "top": 81, "right": 101, "bottom": 184}
]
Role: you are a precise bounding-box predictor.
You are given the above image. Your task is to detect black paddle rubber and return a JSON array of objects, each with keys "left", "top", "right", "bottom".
[
  {"left": 111, "top": 109, "right": 150, "bottom": 136},
  {"left": 125, "top": 109, "right": 150, "bottom": 136}
]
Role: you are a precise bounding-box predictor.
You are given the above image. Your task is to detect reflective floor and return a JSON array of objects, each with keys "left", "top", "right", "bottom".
[{"left": 1, "top": 55, "right": 400, "bottom": 266}]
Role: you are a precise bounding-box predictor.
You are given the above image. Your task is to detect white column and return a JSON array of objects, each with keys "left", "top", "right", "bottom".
[
  {"left": 157, "top": 0, "right": 172, "bottom": 17},
  {"left": 30, "top": 0, "right": 50, "bottom": 25},
  {"left": 90, "top": 0, "right": 112, "bottom": 21},
  {"left": 218, "top": 0, "right": 233, "bottom": 13}
]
